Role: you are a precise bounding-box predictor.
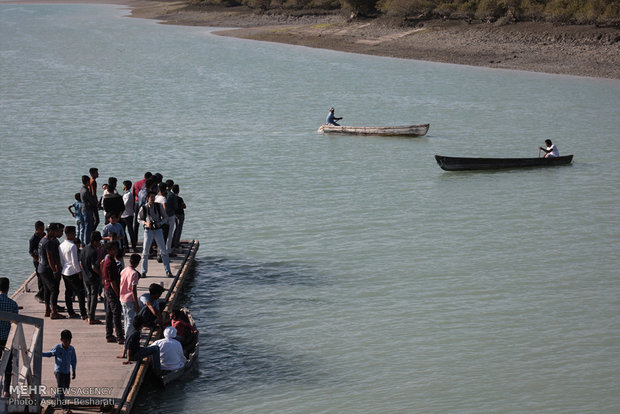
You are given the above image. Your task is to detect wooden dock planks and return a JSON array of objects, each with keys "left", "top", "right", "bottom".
[{"left": 8, "top": 240, "right": 199, "bottom": 414}]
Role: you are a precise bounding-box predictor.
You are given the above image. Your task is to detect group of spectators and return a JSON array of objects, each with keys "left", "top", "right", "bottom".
[
  {"left": 28, "top": 169, "right": 187, "bottom": 322},
  {"left": 17, "top": 169, "right": 195, "bottom": 406},
  {"left": 68, "top": 168, "right": 186, "bottom": 259}
]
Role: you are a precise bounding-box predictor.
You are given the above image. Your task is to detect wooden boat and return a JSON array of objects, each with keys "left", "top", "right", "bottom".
[
  {"left": 318, "top": 123, "right": 429, "bottom": 137},
  {"left": 435, "top": 154, "right": 573, "bottom": 171},
  {"left": 161, "top": 307, "right": 199, "bottom": 386}
]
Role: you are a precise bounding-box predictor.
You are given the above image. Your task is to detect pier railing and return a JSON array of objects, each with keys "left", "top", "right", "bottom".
[{"left": 0, "top": 311, "right": 44, "bottom": 414}]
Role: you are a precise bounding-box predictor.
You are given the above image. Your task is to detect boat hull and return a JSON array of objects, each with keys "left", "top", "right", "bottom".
[
  {"left": 435, "top": 155, "right": 574, "bottom": 171},
  {"left": 318, "top": 123, "right": 429, "bottom": 137}
]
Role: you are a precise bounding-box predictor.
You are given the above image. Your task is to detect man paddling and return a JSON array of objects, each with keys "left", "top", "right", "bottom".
[
  {"left": 540, "top": 139, "right": 559, "bottom": 158},
  {"left": 325, "top": 107, "right": 342, "bottom": 126}
]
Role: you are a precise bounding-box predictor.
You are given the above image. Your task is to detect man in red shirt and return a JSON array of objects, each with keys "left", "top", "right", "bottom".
[{"left": 132, "top": 172, "right": 151, "bottom": 203}]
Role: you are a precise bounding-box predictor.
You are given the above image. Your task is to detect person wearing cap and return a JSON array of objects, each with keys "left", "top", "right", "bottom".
[
  {"left": 325, "top": 107, "right": 342, "bottom": 126},
  {"left": 152, "top": 326, "right": 187, "bottom": 371},
  {"left": 540, "top": 139, "right": 559, "bottom": 158}
]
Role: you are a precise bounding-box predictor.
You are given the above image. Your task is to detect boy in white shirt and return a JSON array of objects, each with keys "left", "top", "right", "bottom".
[{"left": 540, "top": 139, "right": 559, "bottom": 158}]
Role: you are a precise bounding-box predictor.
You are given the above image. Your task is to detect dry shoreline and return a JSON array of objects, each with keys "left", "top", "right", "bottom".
[{"left": 10, "top": 0, "right": 620, "bottom": 79}]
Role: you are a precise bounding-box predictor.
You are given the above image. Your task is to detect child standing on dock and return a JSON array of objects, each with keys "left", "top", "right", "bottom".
[
  {"left": 67, "top": 193, "right": 85, "bottom": 245},
  {"left": 42, "top": 329, "right": 76, "bottom": 412}
]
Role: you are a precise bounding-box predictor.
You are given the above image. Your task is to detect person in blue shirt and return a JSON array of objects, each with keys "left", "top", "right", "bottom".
[
  {"left": 102, "top": 212, "right": 126, "bottom": 253},
  {"left": 325, "top": 107, "right": 342, "bottom": 126},
  {"left": 42, "top": 329, "right": 77, "bottom": 410},
  {"left": 68, "top": 193, "right": 85, "bottom": 245}
]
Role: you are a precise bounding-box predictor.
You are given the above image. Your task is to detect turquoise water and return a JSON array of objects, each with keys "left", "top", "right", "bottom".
[{"left": 1, "top": 4, "right": 620, "bottom": 413}]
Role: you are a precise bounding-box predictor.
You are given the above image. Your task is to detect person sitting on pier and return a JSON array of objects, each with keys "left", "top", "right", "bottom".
[
  {"left": 152, "top": 326, "right": 186, "bottom": 371},
  {"left": 120, "top": 315, "right": 161, "bottom": 376},
  {"left": 540, "top": 139, "right": 559, "bottom": 158},
  {"left": 325, "top": 107, "right": 342, "bottom": 126},
  {"left": 138, "top": 283, "right": 166, "bottom": 329}
]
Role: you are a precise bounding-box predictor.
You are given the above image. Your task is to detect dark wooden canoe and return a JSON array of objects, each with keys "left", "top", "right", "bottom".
[{"left": 435, "top": 154, "right": 573, "bottom": 171}]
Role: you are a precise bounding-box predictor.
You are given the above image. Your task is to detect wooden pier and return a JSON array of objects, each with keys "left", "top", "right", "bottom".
[{"left": 2, "top": 240, "right": 199, "bottom": 414}]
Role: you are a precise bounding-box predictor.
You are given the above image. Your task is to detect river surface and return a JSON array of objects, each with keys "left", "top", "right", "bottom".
[{"left": 1, "top": 4, "right": 620, "bottom": 413}]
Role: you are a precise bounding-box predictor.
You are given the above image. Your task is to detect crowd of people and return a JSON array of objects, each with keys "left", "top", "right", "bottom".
[{"left": 18, "top": 169, "right": 196, "bottom": 409}]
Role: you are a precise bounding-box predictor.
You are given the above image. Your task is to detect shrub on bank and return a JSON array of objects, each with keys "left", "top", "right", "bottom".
[{"left": 195, "top": 0, "right": 620, "bottom": 23}]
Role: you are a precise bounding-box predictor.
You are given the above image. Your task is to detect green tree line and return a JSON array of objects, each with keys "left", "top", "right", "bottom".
[{"left": 198, "top": 0, "right": 620, "bottom": 24}]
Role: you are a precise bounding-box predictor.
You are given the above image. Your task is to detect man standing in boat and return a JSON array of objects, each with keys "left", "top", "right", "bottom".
[
  {"left": 326, "top": 107, "right": 342, "bottom": 126},
  {"left": 540, "top": 139, "right": 559, "bottom": 158}
]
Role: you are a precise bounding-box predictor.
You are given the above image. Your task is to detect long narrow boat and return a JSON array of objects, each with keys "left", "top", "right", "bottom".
[
  {"left": 318, "top": 123, "right": 429, "bottom": 137},
  {"left": 435, "top": 154, "right": 574, "bottom": 171},
  {"left": 162, "top": 308, "right": 199, "bottom": 386}
]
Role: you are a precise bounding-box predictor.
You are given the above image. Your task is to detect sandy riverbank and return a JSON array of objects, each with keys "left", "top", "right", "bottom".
[
  {"left": 127, "top": 2, "right": 620, "bottom": 79},
  {"left": 9, "top": 0, "right": 620, "bottom": 78}
]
